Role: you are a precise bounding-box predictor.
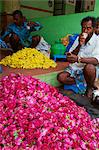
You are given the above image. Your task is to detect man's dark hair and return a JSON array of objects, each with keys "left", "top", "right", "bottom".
[
  {"left": 81, "top": 16, "right": 96, "bottom": 28},
  {"left": 12, "top": 10, "right": 23, "bottom": 17}
]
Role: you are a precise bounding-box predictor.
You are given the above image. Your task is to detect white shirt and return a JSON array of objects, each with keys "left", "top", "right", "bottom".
[{"left": 69, "top": 33, "right": 99, "bottom": 71}]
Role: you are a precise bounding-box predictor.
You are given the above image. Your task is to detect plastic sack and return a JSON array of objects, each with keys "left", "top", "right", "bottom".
[
  {"left": 0, "top": 66, "right": 2, "bottom": 73},
  {"left": 36, "top": 37, "right": 51, "bottom": 58},
  {"left": 51, "top": 40, "right": 66, "bottom": 57},
  {"left": 66, "top": 34, "right": 79, "bottom": 52},
  {"left": 91, "top": 90, "right": 99, "bottom": 105},
  {"left": 61, "top": 34, "right": 72, "bottom": 46}
]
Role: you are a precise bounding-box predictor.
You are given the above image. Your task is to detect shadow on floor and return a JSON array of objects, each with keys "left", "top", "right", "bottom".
[{"left": 58, "top": 86, "right": 99, "bottom": 119}]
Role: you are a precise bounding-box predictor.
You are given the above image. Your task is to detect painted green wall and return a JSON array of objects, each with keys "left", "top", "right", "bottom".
[
  {"left": 0, "top": 1, "right": 2, "bottom": 15},
  {"left": 20, "top": 0, "right": 53, "bottom": 18},
  {"left": 0, "top": 0, "right": 3, "bottom": 12},
  {"left": 22, "top": 0, "right": 99, "bottom": 45},
  {"left": 0, "top": 0, "right": 3, "bottom": 30},
  {"left": 0, "top": 0, "right": 99, "bottom": 45}
]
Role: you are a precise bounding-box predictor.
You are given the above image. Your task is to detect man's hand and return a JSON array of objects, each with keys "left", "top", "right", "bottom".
[
  {"left": 79, "top": 33, "right": 88, "bottom": 46},
  {"left": 27, "top": 21, "right": 39, "bottom": 27},
  {"left": 66, "top": 52, "right": 78, "bottom": 63}
]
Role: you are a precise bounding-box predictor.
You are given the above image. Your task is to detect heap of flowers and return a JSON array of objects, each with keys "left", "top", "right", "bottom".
[
  {"left": 0, "top": 73, "right": 99, "bottom": 149},
  {"left": 0, "top": 48, "right": 56, "bottom": 69}
]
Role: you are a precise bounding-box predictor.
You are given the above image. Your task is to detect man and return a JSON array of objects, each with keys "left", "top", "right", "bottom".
[
  {"left": 0, "top": 38, "right": 13, "bottom": 73},
  {"left": 1, "top": 10, "right": 42, "bottom": 52},
  {"left": 94, "top": 17, "right": 99, "bottom": 80},
  {"left": 57, "top": 16, "right": 99, "bottom": 99},
  {"left": 94, "top": 17, "right": 99, "bottom": 35}
]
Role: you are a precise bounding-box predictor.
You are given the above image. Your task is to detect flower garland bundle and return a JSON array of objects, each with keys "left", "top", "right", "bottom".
[
  {"left": 0, "top": 48, "right": 56, "bottom": 69},
  {"left": 0, "top": 73, "right": 99, "bottom": 149}
]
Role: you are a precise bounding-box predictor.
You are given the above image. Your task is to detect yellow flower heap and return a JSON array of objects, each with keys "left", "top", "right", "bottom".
[{"left": 0, "top": 48, "right": 57, "bottom": 69}]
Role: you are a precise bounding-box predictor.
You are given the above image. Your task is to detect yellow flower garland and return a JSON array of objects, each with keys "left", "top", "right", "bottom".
[{"left": 0, "top": 48, "right": 57, "bottom": 69}]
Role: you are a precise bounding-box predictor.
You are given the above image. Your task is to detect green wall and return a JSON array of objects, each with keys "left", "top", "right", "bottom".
[
  {"left": 22, "top": 0, "right": 99, "bottom": 45},
  {"left": 0, "top": 0, "right": 99, "bottom": 45},
  {"left": 20, "top": 0, "right": 53, "bottom": 18},
  {"left": 0, "top": 0, "right": 3, "bottom": 12},
  {"left": 0, "top": 0, "right": 3, "bottom": 31}
]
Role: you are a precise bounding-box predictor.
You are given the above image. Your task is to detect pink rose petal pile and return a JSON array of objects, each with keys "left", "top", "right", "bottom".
[{"left": 0, "top": 73, "right": 99, "bottom": 149}]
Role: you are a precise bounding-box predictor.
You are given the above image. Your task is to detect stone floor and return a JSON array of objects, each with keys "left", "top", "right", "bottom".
[{"left": 58, "top": 86, "right": 99, "bottom": 119}]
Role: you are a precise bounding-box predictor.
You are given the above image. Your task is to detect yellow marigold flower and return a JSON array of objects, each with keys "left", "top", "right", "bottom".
[{"left": 0, "top": 48, "right": 57, "bottom": 69}]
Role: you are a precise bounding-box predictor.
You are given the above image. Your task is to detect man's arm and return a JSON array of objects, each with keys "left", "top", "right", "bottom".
[
  {"left": 69, "top": 33, "right": 88, "bottom": 56},
  {"left": 71, "top": 44, "right": 81, "bottom": 55},
  {"left": 1, "top": 25, "right": 12, "bottom": 40},
  {"left": 71, "top": 33, "right": 88, "bottom": 55},
  {"left": 67, "top": 53, "right": 98, "bottom": 65},
  {"left": 78, "top": 57, "right": 98, "bottom": 65},
  {"left": 27, "top": 21, "right": 43, "bottom": 32},
  {"left": 67, "top": 33, "right": 91, "bottom": 62}
]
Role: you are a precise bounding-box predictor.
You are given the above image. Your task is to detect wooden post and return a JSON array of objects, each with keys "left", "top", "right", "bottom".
[
  {"left": 1, "top": 0, "right": 20, "bottom": 32},
  {"left": 3, "top": 0, "right": 20, "bottom": 13}
]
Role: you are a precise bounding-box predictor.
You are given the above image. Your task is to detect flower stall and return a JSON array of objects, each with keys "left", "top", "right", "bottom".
[{"left": 0, "top": 48, "right": 69, "bottom": 87}]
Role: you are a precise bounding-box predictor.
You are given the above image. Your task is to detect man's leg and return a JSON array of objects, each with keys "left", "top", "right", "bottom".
[
  {"left": 10, "top": 33, "right": 23, "bottom": 52},
  {"left": 31, "top": 35, "right": 41, "bottom": 48},
  {"left": 3, "top": 35, "right": 10, "bottom": 45},
  {"left": 83, "top": 64, "right": 96, "bottom": 98},
  {"left": 57, "top": 71, "right": 75, "bottom": 85}
]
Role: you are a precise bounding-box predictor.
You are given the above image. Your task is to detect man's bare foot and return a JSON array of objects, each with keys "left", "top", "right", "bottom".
[{"left": 85, "top": 87, "right": 94, "bottom": 99}]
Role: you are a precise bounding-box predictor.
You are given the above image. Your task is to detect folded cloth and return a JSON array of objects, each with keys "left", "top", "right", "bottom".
[{"left": 65, "top": 66, "right": 87, "bottom": 94}]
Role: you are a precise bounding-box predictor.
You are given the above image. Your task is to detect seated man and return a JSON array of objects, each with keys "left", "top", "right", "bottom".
[
  {"left": 0, "top": 38, "right": 13, "bottom": 60},
  {"left": 57, "top": 16, "right": 99, "bottom": 99},
  {"left": 0, "top": 38, "right": 13, "bottom": 72},
  {"left": 1, "top": 10, "right": 42, "bottom": 52},
  {"left": 94, "top": 17, "right": 99, "bottom": 35},
  {"left": 94, "top": 17, "right": 99, "bottom": 80}
]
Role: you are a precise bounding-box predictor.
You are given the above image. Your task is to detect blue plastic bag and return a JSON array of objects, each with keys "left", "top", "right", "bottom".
[
  {"left": 66, "top": 34, "right": 79, "bottom": 52},
  {"left": 0, "top": 66, "right": 2, "bottom": 73}
]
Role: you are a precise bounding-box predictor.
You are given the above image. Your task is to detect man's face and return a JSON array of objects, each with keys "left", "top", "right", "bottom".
[
  {"left": 13, "top": 14, "right": 23, "bottom": 26},
  {"left": 82, "top": 20, "right": 93, "bottom": 36},
  {"left": 95, "top": 22, "right": 99, "bottom": 35}
]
